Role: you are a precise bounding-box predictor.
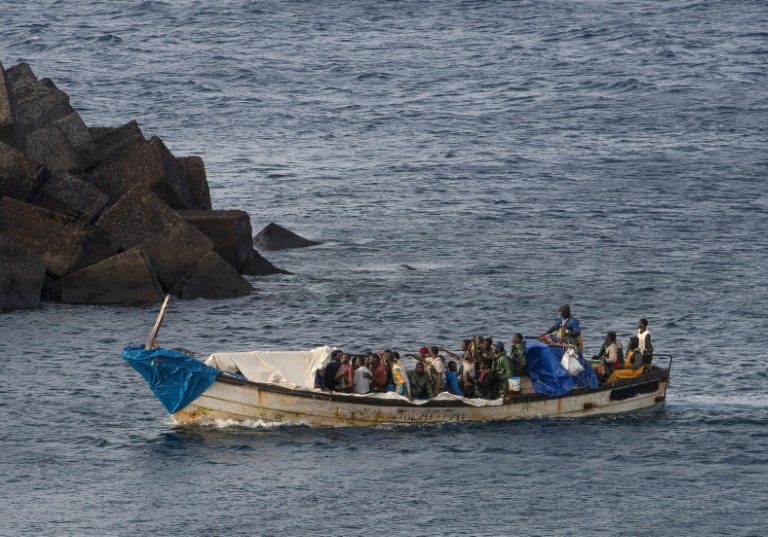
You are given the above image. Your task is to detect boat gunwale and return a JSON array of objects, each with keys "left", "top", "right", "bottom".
[{"left": 212, "top": 367, "right": 669, "bottom": 408}]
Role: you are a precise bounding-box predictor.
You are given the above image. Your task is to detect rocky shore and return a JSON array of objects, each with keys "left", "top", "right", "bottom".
[{"left": 0, "top": 60, "right": 318, "bottom": 310}]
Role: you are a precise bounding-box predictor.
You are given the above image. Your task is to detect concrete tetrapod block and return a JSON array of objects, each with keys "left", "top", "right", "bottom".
[
  {"left": 7, "top": 65, "right": 98, "bottom": 172},
  {"left": 95, "top": 185, "right": 213, "bottom": 289},
  {"left": 0, "top": 197, "right": 121, "bottom": 277},
  {"left": 177, "top": 156, "right": 212, "bottom": 211},
  {"left": 0, "top": 61, "right": 20, "bottom": 148},
  {"left": 170, "top": 251, "right": 254, "bottom": 300},
  {"left": 241, "top": 248, "right": 292, "bottom": 276},
  {"left": 178, "top": 209, "right": 252, "bottom": 271},
  {"left": 31, "top": 172, "right": 110, "bottom": 223},
  {"left": 0, "top": 141, "right": 46, "bottom": 201},
  {"left": 85, "top": 136, "right": 199, "bottom": 210},
  {"left": 44, "top": 247, "right": 164, "bottom": 304},
  {"left": 254, "top": 222, "right": 322, "bottom": 251},
  {"left": 88, "top": 121, "right": 145, "bottom": 164},
  {"left": 0, "top": 236, "right": 46, "bottom": 309}
]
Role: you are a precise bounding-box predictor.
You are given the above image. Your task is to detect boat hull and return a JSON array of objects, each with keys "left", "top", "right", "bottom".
[{"left": 172, "top": 369, "right": 669, "bottom": 426}]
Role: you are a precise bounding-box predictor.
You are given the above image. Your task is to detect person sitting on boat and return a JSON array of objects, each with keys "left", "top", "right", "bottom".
[
  {"left": 598, "top": 331, "right": 622, "bottom": 380},
  {"left": 370, "top": 351, "right": 390, "bottom": 393},
  {"left": 444, "top": 361, "right": 463, "bottom": 396},
  {"left": 334, "top": 353, "right": 354, "bottom": 392},
  {"left": 473, "top": 358, "right": 498, "bottom": 399},
  {"left": 491, "top": 341, "right": 511, "bottom": 397},
  {"left": 323, "top": 350, "right": 344, "bottom": 391},
  {"left": 385, "top": 353, "right": 412, "bottom": 401},
  {"left": 314, "top": 366, "right": 331, "bottom": 393},
  {"left": 542, "top": 304, "right": 583, "bottom": 349},
  {"left": 606, "top": 336, "right": 645, "bottom": 382},
  {"left": 638, "top": 318, "right": 653, "bottom": 372},
  {"left": 352, "top": 357, "right": 373, "bottom": 395},
  {"left": 408, "top": 362, "right": 435, "bottom": 399}
]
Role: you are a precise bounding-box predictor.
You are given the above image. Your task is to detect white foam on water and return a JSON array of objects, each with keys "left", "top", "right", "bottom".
[{"left": 667, "top": 393, "right": 768, "bottom": 409}]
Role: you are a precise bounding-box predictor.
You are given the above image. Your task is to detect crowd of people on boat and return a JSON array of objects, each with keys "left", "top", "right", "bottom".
[{"left": 313, "top": 304, "right": 655, "bottom": 401}]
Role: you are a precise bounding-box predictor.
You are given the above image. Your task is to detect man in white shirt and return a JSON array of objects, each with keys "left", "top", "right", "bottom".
[{"left": 352, "top": 357, "right": 373, "bottom": 394}]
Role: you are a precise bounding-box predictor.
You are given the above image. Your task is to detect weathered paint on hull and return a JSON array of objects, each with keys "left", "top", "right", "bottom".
[{"left": 173, "top": 373, "right": 668, "bottom": 427}]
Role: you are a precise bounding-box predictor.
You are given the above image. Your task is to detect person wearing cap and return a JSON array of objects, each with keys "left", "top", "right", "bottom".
[
  {"left": 542, "top": 304, "right": 582, "bottom": 349},
  {"left": 491, "top": 341, "right": 511, "bottom": 397}
]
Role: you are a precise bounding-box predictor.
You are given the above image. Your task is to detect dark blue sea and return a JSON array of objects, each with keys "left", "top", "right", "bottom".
[{"left": 2, "top": 1, "right": 768, "bottom": 535}]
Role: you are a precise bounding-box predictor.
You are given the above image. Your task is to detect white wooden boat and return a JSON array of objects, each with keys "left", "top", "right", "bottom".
[{"left": 124, "top": 297, "right": 672, "bottom": 427}]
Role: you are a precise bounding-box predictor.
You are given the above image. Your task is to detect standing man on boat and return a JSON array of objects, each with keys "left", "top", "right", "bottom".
[
  {"left": 385, "top": 353, "right": 413, "bottom": 402},
  {"left": 638, "top": 318, "right": 653, "bottom": 371},
  {"left": 491, "top": 341, "right": 511, "bottom": 397},
  {"left": 542, "top": 304, "right": 583, "bottom": 349}
]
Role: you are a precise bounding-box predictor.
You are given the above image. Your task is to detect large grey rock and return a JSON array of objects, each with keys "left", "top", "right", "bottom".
[
  {"left": 44, "top": 247, "right": 164, "bottom": 304},
  {"left": 85, "top": 136, "right": 199, "bottom": 210},
  {"left": 179, "top": 209, "right": 252, "bottom": 271},
  {"left": 95, "top": 185, "right": 213, "bottom": 289},
  {"left": 7, "top": 64, "right": 98, "bottom": 172},
  {"left": 0, "top": 141, "right": 46, "bottom": 201},
  {"left": 31, "top": 171, "right": 110, "bottom": 223},
  {"left": 241, "top": 248, "right": 291, "bottom": 276},
  {"left": 0, "top": 197, "right": 121, "bottom": 277},
  {"left": 254, "top": 222, "right": 321, "bottom": 251},
  {"left": 0, "top": 61, "right": 20, "bottom": 148},
  {"left": 23, "top": 124, "right": 83, "bottom": 173},
  {"left": 177, "top": 156, "right": 212, "bottom": 210},
  {"left": 89, "top": 121, "right": 145, "bottom": 164},
  {"left": 0, "top": 236, "right": 46, "bottom": 309},
  {"left": 4, "top": 62, "right": 37, "bottom": 86},
  {"left": 170, "top": 251, "right": 254, "bottom": 300}
]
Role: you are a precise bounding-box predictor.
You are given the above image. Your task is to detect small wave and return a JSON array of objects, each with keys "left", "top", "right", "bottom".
[
  {"left": 97, "top": 34, "right": 123, "bottom": 44},
  {"left": 668, "top": 394, "right": 768, "bottom": 409},
  {"left": 355, "top": 71, "right": 392, "bottom": 81}
]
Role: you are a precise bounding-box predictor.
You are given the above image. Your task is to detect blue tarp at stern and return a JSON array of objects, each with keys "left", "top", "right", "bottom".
[{"left": 122, "top": 345, "right": 219, "bottom": 414}]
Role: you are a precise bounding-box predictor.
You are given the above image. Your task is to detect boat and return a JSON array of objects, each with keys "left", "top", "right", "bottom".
[{"left": 123, "top": 296, "right": 672, "bottom": 427}]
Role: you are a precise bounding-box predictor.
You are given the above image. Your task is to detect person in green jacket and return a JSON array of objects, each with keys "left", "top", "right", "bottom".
[
  {"left": 408, "top": 362, "right": 435, "bottom": 399},
  {"left": 509, "top": 333, "right": 528, "bottom": 378},
  {"left": 491, "top": 341, "right": 511, "bottom": 397}
]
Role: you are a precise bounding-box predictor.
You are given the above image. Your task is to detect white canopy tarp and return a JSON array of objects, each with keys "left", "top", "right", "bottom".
[
  {"left": 204, "top": 346, "right": 502, "bottom": 407},
  {"left": 204, "top": 346, "right": 332, "bottom": 390}
]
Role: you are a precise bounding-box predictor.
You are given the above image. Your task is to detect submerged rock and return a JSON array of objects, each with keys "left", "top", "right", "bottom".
[
  {"left": 0, "top": 236, "right": 46, "bottom": 309},
  {"left": 240, "top": 248, "right": 292, "bottom": 276},
  {"left": 44, "top": 247, "right": 164, "bottom": 304},
  {"left": 170, "top": 251, "right": 254, "bottom": 300},
  {"left": 253, "top": 222, "right": 321, "bottom": 251},
  {"left": 179, "top": 209, "right": 253, "bottom": 272}
]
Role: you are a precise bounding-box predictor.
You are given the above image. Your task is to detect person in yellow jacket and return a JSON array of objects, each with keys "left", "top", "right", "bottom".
[{"left": 607, "top": 336, "right": 644, "bottom": 382}]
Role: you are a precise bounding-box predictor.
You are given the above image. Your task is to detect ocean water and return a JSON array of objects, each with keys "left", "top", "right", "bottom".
[{"left": 2, "top": 1, "right": 768, "bottom": 535}]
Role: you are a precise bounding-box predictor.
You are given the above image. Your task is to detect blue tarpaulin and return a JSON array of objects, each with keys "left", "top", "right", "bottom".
[
  {"left": 523, "top": 338, "right": 599, "bottom": 397},
  {"left": 122, "top": 345, "right": 220, "bottom": 413}
]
